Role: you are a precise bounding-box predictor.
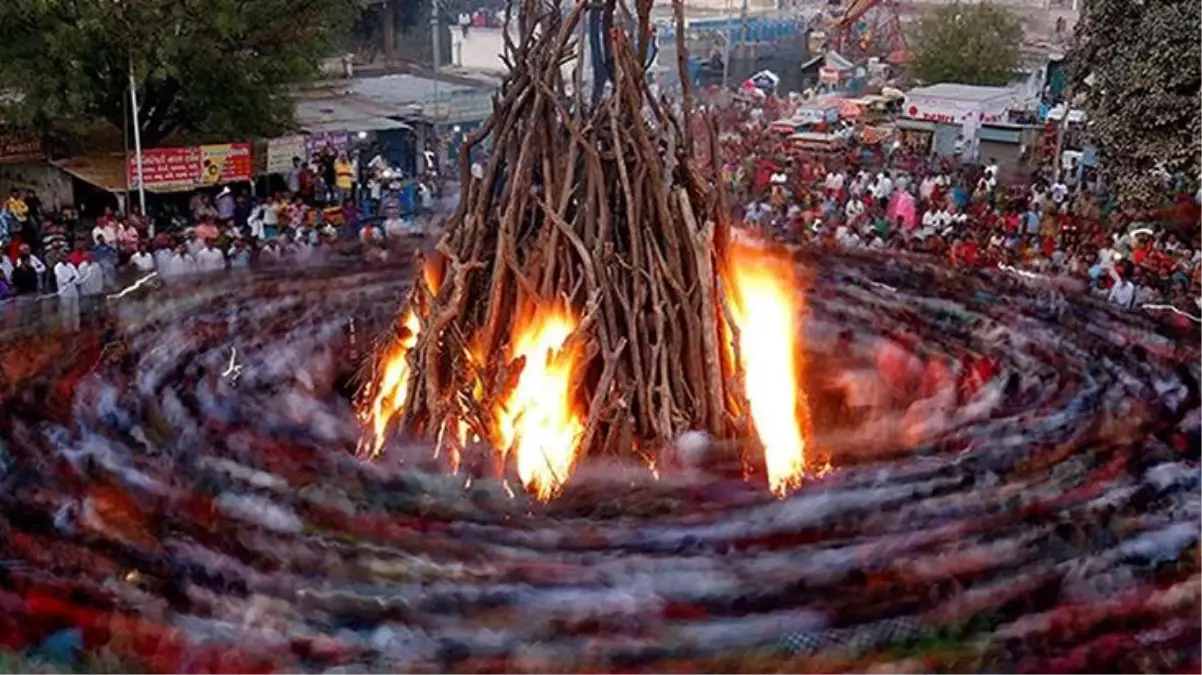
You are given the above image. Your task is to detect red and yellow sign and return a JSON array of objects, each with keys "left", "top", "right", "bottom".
[{"left": 128, "top": 143, "right": 252, "bottom": 191}]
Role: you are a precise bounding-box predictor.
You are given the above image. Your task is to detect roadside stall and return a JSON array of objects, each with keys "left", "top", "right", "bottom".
[
  {"left": 900, "top": 83, "right": 1028, "bottom": 158},
  {"left": 770, "top": 104, "right": 839, "bottom": 134},
  {"left": 789, "top": 131, "right": 845, "bottom": 156}
]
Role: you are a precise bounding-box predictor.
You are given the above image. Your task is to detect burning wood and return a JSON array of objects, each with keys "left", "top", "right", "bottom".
[{"left": 360, "top": 0, "right": 814, "bottom": 499}]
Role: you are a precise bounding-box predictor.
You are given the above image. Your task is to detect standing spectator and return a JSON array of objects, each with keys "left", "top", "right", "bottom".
[
  {"left": 298, "top": 163, "right": 315, "bottom": 202},
  {"left": 91, "top": 235, "right": 119, "bottom": 288},
  {"left": 195, "top": 239, "right": 225, "bottom": 273},
  {"left": 190, "top": 193, "right": 219, "bottom": 222},
  {"left": 129, "top": 243, "right": 156, "bottom": 273},
  {"left": 216, "top": 187, "right": 236, "bottom": 223},
  {"left": 286, "top": 157, "right": 303, "bottom": 194},
  {"left": 234, "top": 191, "right": 252, "bottom": 232},
  {"left": 10, "top": 250, "right": 40, "bottom": 324},
  {"left": 116, "top": 219, "right": 140, "bottom": 257},
  {"left": 249, "top": 194, "right": 281, "bottom": 240},
  {"left": 91, "top": 214, "right": 117, "bottom": 246},
  {"left": 53, "top": 254, "right": 81, "bottom": 331},
  {"left": 77, "top": 252, "right": 106, "bottom": 321},
  {"left": 5, "top": 189, "right": 28, "bottom": 239},
  {"left": 163, "top": 243, "right": 197, "bottom": 279},
  {"left": 1108, "top": 266, "right": 1137, "bottom": 309},
  {"left": 335, "top": 152, "right": 355, "bottom": 203},
  {"left": 228, "top": 239, "right": 252, "bottom": 269},
  {"left": 126, "top": 204, "right": 149, "bottom": 236}
]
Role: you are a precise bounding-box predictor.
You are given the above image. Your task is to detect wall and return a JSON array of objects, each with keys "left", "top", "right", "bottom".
[{"left": 0, "top": 163, "right": 74, "bottom": 211}]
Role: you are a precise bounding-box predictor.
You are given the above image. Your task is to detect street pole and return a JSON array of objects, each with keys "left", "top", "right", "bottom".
[
  {"left": 431, "top": 0, "right": 441, "bottom": 175},
  {"left": 128, "top": 59, "right": 148, "bottom": 235},
  {"left": 721, "top": 33, "right": 731, "bottom": 90}
]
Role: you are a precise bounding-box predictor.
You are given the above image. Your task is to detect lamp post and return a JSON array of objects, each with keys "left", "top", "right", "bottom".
[
  {"left": 128, "top": 56, "right": 148, "bottom": 234},
  {"left": 430, "top": 0, "right": 441, "bottom": 174}
]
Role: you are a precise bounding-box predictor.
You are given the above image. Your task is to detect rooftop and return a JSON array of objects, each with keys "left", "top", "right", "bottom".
[
  {"left": 905, "top": 83, "right": 1017, "bottom": 102},
  {"left": 294, "top": 73, "right": 494, "bottom": 132}
]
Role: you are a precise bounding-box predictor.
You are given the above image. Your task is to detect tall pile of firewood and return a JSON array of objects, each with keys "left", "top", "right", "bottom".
[{"left": 389, "top": 0, "right": 748, "bottom": 458}]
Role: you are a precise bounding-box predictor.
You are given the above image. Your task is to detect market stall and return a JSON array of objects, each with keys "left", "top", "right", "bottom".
[{"left": 900, "top": 83, "right": 1029, "bottom": 158}]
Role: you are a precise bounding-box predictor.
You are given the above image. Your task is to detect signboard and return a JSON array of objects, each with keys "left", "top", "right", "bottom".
[
  {"left": 129, "top": 142, "right": 253, "bottom": 190},
  {"left": 129, "top": 147, "right": 198, "bottom": 190},
  {"left": 266, "top": 135, "right": 306, "bottom": 175},
  {"left": 904, "top": 95, "right": 1013, "bottom": 127},
  {"left": 198, "top": 144, "right": 252, "bottom": 185},
  {"left": 0, "top": 133, "right": 44, "bottom": 164},
  {"left": 306, "top": 131, "right": 350, "bottom": 159}
]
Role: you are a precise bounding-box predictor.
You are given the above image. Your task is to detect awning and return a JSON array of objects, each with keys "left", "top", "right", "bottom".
[
  {"left": 54, "top": 154, "right": 128, "bottom": 193},
  {"left": 896, "top": 118, "right": 937, "bottom": 132}
]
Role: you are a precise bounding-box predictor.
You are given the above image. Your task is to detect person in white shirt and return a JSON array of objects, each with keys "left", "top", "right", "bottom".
[
  {"left": 195, "top": 240, "right": 225, "bottom": 273},
  {"left": 1107, "top": 275, "right": 1136, "bottom": 309},
  {"left": 153, "top": 244, "right": 173, "bottom": 271},
  {"left": 835, "top": 225, "right": 861, "bottom": 249},
  {"left": 824, "top": 171, "right": 845, "bottom": 192},
  {"left": 164, "top": 245, "right": 197, "bottom": 278},
  {"left": 185, "top": 231, "right": 205, "bottom": 256},
  {"left": 850, "top": 173, "right": 867, "bottom": 197},
  {"left": 1050, "top": 179, "right": 1068, "bottom": 205},
  {"left": 919, "top": 176, "right": 936, "bottom": 202},
  {"left": 1105, "top": 266, "right": 1134, "bottom": 312},
  {"left": 92, "top": 220, "right": 117, "bottom": 246},
  {"left": 870, "top": 173, "right": 893, "bottom": 201},
  {"left": 844, "top": 197, "right": 865, "bottom": 220},
  {"left": 53, "top": 258, "right": 81, "bottom": 331},
  {"left": 129, "top": 244, "right": 156, "bottom": 272},
  {"left": 77, "top": 255, "right": 106, "bottom": 320}
]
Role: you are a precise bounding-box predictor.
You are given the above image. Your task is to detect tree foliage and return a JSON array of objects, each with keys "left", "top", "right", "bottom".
[
  {"left": 1072, "top": 0, "right": 1201, "bottom": 200},
  {"left": 0, "top": 0, "right": 360, "bottom": 146},
  {"left": 906, "top": 3, "right": 1024, "bottom": 87}
]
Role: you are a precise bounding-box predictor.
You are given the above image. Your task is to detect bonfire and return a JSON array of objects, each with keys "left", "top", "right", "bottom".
[{"left": 361, "top": 0, "right": 814, "bottom": 499}]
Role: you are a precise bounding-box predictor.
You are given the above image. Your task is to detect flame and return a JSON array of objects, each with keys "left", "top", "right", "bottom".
[
  {"left": 496, "top": 304, "right": 584, "bottom": 501},
  {"left": 359, "top": 262, "right": 443, "bottom": 458},
  {"left": 724, "top": 238, "right": 808, "bottom": 497},
  {"left": 361, "top": 309, "right": 422, "bottom": 457}
]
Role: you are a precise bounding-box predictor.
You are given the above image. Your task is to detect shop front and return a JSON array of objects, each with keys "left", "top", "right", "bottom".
[
  {"left": 900, "top": 83, "right": 1025, "bottom": 158},
  {"left": 895, "top": 118, "right": 935, "bottom": 154}
]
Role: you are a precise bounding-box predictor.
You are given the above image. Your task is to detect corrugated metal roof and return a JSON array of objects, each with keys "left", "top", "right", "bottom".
[{"left": 294, "top": 73, "right": 494, "bottom": 132}]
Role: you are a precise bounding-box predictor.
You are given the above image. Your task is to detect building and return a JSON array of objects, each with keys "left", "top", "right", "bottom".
[
  {"left": 898, "top": 83, "right": 1034, "bottom": 157},
  {"left": 292, "top": 72, "right": 495, "bottom": 175}
]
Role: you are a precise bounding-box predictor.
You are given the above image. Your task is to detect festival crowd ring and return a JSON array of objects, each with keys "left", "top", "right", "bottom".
[{"left": 0, "top": 251, "right": 1197, "bottom": 674}]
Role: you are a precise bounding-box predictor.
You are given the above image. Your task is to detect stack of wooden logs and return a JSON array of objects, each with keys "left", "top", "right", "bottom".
[{"left": 388, "top": 0, "right": 750, "bottom": 459}]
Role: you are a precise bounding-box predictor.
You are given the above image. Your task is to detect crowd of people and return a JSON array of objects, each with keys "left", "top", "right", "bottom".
[
  {"left": 0, "top": 166, "right": 448, "bottom": 332},
  {"left": 709, "top": 97, "right": 1201, "bottom": 317},
  {"left": 0, "top": 79, "right": 1197, "bottom": 673}
]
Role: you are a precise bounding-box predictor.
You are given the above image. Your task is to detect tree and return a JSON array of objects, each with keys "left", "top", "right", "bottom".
[
  {"left": 1072, "top": 0, "right": 1201, "bottom": 200},
  {"left": 0, "top": 0, "right": 360, "bottom": 146},
  {"left": 906, "top": 3, "right": 1024, "bottom": 87}
]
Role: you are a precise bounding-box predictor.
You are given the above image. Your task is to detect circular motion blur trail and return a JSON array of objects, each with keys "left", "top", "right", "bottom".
[{"left": 0, "top": 251, "right": 1197, "bottom": 673}]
